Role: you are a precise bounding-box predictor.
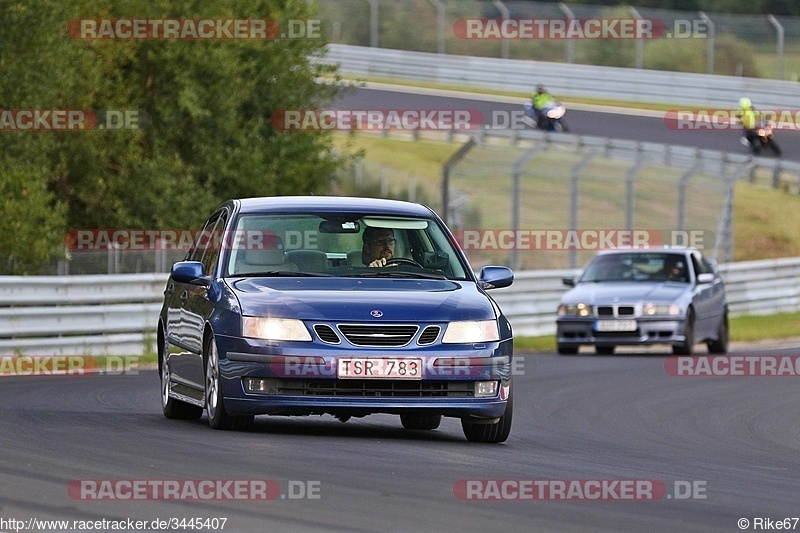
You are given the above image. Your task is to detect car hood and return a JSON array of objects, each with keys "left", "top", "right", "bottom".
[
  {"left": 227, "top": 277, "right": 495, "bottom": 322},
  {"left": 563, "top": 282, "right": 688, "bottom": 304}
]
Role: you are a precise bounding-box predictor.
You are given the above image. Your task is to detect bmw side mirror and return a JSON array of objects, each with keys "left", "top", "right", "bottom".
[
  {"left": 697, "top": 273, "right": 715, "bottom": 284},
  {"left": 562, "top": 277, "right": 575, "bottom": 287}
]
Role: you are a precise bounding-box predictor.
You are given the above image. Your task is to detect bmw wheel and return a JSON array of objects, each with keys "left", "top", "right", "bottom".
[
  {"left": 205, "top": 334, "right": 253, "bottom": 431},
  {"left": 672, "top": 310, "right": 695, "bottom": 355}
]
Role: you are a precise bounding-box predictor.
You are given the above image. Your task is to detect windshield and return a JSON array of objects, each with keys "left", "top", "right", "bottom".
[
  {"left": 224, "top": 213, "right": 469, "bottom": 280},
  {"left": 580, "top": 252, "right": 689, "bottom": 283}
]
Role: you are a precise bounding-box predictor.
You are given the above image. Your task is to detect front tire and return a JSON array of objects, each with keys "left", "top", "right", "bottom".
[
  {"left": 400, "top": 413, "right": 442, "bottom": 430},
  {"left": 770, "top": 140, "right": 782, "bottom": 156},
  {"left": 707, "top": 312, "right": 729, "bottom": 354},
  {"left": 595, "top": 345, "right": 615, "bottom": 355},
  {"left": 557, "top": 344, "right": 578, "bottom": 355},
  {"left": 205, "top": 334, "right": 253, "bottom": 431},
  {"left": 160, "top": 328, "right": 202, "bottom": 420},
  {"left": 672, "top": 310, "right": 695, "bottom": 355},
  {"left": 461, "top": 388, "right": 513, "bottom": 443}
]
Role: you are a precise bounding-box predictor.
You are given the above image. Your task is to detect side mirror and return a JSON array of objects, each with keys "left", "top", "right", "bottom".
[
  {"left": 171, "top": 261, "right": 207, "bottom": 284},
  {"left": 479, "top": 266, "right": 514, "bottom": 290},
  {"left": 562, "top": 276, "right": 575, "bottom": 287},
  {"left": 697, "top": 273, "right": 715, "bottom": 284}
]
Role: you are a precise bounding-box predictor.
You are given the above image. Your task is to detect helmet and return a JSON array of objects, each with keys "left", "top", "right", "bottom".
[
  {"left": 536, "top": 85, "right": 546, "bottom": 93},
  {"left": 739, "top": 97, "right": 752, "bottom": 109}
]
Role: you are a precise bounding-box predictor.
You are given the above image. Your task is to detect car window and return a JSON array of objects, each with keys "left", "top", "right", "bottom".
[
  {"left": 200, "top": 214, "right": 226, "bottom": 276},
  {"left": 580, "top": 252, "right": 689, "bottom": 283},
  {"left": 186, "top": 214, "right": 219, "bottom": 263},
  {"left": 224, "top": 213, "right": 468, "bottom": 280}
]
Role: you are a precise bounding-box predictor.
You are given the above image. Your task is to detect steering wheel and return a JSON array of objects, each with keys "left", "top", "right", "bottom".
[{"left": 386, "top": 258, "right": 423, "bottom": 268}]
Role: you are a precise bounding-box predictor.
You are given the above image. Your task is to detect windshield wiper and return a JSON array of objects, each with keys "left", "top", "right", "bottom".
[
  {"left": 347, "top": 271, "right": 446, "bottom": 280},
  {"left": 229, "top": 271, "right": 333, "bottom": 278}
]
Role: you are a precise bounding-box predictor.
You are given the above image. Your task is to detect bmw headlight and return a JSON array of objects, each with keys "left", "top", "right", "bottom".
[
  {"left": 442, "top": 320, "right": 500, "bottom": 344},
  {"left": 558, "top": 303, "right": 591, "bottom": 317},
  {"left": 242, "top": 317, "right": 312, "bottom": 341},
  {"left": 643, "top": 303, "right": 681, "bottom": 316}
]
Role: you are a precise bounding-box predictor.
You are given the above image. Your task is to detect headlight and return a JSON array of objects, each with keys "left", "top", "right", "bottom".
[
  {"left": 643, "top": 303, "right": 681, "bottom": 316},
  {"left": 558, "top": 303, "right": 591, "bottom": 317},
  {"left": 242, "top": 317, "right": 312, "bottom": 341},
  {"left": 547, "top": 106, "right": 565, "bottom": 119},
  {"left": 442, "top": 320, "right": 499, "bottom": 344}
]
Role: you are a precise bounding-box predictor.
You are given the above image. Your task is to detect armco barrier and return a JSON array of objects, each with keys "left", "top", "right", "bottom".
[
  {"left": 1, "top": 258, "right": 798, "bottom": 355},
  {"left": 323, "top": 44, "right": 800, "bottom": 109}
]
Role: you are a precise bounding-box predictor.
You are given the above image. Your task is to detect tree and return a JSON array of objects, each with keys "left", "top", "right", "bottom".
[{"left": 0, "top": 0, "right": 348, "bottom": 273}]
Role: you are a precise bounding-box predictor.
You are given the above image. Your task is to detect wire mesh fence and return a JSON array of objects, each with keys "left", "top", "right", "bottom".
[{"left": 316, "top": 0, "right": 800, "bottom": 80}]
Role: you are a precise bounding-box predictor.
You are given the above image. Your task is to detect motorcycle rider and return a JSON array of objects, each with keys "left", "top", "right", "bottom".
[
  {"left": 737, "top": 97, "right": 758, "bottom": 150},
  {"left": 531, "top": 85, "right": 556, "bottom": 124}
]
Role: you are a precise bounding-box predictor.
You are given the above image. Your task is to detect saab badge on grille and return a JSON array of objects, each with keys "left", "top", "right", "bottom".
[{"left": 370, "top": 310, "right": 383, "bottom": 318}]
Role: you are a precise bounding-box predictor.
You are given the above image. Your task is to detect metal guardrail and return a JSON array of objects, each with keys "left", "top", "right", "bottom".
[
  {"left": 1, "top": 258, "right": 799, "bottom": 354},
  {"left": 324, "top": 44, "right": 800, "bottom": 109}
]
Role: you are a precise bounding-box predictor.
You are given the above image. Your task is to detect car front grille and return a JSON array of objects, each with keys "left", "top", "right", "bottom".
[
  {"left": 596, "top": 305, "right": 637, "bottom": 317},
  {"left": 314, "top": 324, "right": 340, "bottom": 344},
  {"left": 272, "top": 379, "right": 474, "bottom": 398},
  {"left": 336, "top": 324, "right": 419, "bottom": 347},
  {"left": 417, "top": 326, "right": 441, "bottom": 345}
]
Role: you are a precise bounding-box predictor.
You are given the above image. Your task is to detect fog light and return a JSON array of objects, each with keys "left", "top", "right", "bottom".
[
  {"left": 244, "top": 378, "right": 278, "bottom": 394},
  {"left": 475, "top": 381, "right": 498, "bottom": 398}
]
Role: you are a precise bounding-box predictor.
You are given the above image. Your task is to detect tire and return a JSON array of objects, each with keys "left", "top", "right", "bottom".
[
  {"left": 707, "top": 312, "right": 729, "bottom": 354},
  {"left": 205, "top": 334, "right": 253, "bottom": 431},
  {"left": 557, "top": 344, "right": 578, "bottom": 355},
  {"left": 595, "top": 345, "right": 615, "bottom": 355},
  {"left": 400, "top": 413, "right": 442, "bottom": 430},
  {"left": 461, "top": 388, "right": 513, "bottom": 443},
  {"left": 160, "top": 328, "right": 203, "bottom": 420},
  {"left": 770, "top": 140, "right": 782, "bottom": 156},
  {"left": 672, "top": 310, "right": 695, "bottom": 355}
]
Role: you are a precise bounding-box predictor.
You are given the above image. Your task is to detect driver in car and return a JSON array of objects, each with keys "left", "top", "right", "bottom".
[{"left": 362, "top": 227, "right": 396, "bottom": 267}]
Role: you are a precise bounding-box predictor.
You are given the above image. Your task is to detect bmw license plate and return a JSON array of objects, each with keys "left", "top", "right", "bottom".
[
  {"left": 337, "top": 358, "right": 423, "bottom": 379},
  {"left": 594, "top": 320, "right": 637, "bottom": 332}
]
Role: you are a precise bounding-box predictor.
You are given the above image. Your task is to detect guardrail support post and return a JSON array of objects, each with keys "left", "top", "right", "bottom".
[
  {"left": 569, "top": 151, "right": 597, "bottom": 269},
  {"left": 441, "top": 137, "right": 477, "bottom": 224},
  {"left": 368, "top": 0, "right": 379, "bottom": 47},
  {"left": 699, "top": 12, "right": 715, "bottom": 74},
  {"left": 429, "top": 0, "right": 446, "bottom": 54},
  {"left": 511, "top": 145, "right": 546, "bottom": 270},
  {"left": 768, "top": 14, "right": 785, "bottom": 80},
  {"left": 629, "top": 7, "right": 644, "bottom": 69},
  {"left": 492, "top": 0, "right": 510, "bottom": 59},
  {"left": 559, "top": 3, "right": 576, "bottom": 64}
]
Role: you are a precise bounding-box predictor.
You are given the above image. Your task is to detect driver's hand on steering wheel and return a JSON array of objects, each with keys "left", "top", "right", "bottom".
[{"left": 368, "top": 257, "right": 395, "bottom": 268}]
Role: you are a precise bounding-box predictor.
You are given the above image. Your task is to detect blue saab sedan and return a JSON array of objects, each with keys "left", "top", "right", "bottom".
[{"left": 158, "top": 197, "right": 514, "bottom": 443}]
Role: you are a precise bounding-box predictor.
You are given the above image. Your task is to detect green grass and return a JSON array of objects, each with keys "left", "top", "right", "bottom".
[{"left": 514, "top": 311, "right": 800, "bottom": 352}]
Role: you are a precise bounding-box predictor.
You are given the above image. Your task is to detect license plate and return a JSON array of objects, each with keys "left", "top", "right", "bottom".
[
  {"left": 595, "top": 320, "right": 637, "bottom": 332},
  {"left": 337, "top": 358, "right": 423, "bottom": 379}
]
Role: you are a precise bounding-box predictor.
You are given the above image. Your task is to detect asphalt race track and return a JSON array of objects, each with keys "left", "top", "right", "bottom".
[
  {"left": 333, "top": 87, "right": 800, "bottom": 162},
  {"left": 2, "top": 347, "right": 800, "bottom": 532}
]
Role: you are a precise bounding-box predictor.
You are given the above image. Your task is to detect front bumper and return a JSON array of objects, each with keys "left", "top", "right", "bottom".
[
  {"left": 556, "top": 317, "right": 687, "bottom": 347},
  {"left": 214, "top": 334, "right": 512, "bottom": 419}
]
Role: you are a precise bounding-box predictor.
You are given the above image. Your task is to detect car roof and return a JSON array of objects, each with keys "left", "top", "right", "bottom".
[
  {"left": 594, "top": 247, "right": 699, "bottom": 256},
  {"left": 233, "top": 196, "right": 434, "bottom": 217}
]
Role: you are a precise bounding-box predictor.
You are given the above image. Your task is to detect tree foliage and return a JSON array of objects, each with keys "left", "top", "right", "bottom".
[{"left": 0, "top": 0, "right": 347, "bottom": 274}]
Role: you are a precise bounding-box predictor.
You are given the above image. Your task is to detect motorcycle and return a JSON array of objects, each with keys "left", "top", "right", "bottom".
[
  {"left": 740, "top": 121, "right": 781, "bottom": 156},
  {"left": 523, "top": 101, "right": 568, "bottom": 132}
]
